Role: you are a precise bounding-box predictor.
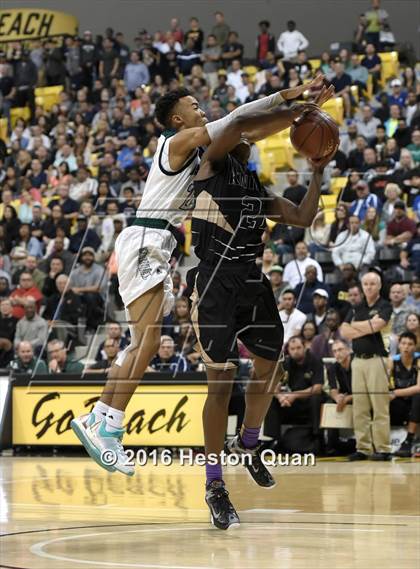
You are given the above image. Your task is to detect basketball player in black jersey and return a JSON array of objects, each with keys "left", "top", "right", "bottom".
[{"left": 187, "top": 99, "right": 337, "bottom": 529}]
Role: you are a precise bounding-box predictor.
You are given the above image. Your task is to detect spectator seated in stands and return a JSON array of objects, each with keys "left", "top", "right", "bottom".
[
  {"left": 88, "top": 338, "right": 121, "bottom": 372},
  {"left": 295, "top": 265, "right": 329, "bottom": 314},
  {"left": 41, "top": 236, "right": 74, "bottom": 275},
  {"left": 259, "top": 247, "right": 277, "bottom": 276},
  {"left": 355, "top": 104, "right": 381, "bottom": 143},
  {"left": 15, "top": 223, "right": 43, "bottom": 258},
  {"left": 406, "top": 168, "right": 420, "bottom": 212},
  {"left": 361, "top": 43, "right": 381, "bottom": 91},
  {"left": 12, "top": 254, "right": 46, "bottom": 291},
  {"left": 14, "top": 297, "right": 48, "bottom": 354},
  {"left": 69, "top": 166, "right": 98, "bottom": 202},
  {"left": 349, "top": 180, "right": 381, "bottom": 221},
  {"left": 279, "top": 289, "right": 307, "bottom": 344},
  {"left": 282, "top": 169, "right": 307, "bottom": 205},
  {"left": 95, "top": 321, "right": 129, "bottom": 361},
  {"left": 43, "top": 274, "right": 84, "bottom": 347},
  {"left": 0, "top": 298, "right": 17, "bottom": 367},
  {"left": 332, "top": 215, "right": 376, "bottom": 270},
  {"left": 381, "top": 183, "right": 402, "bottom": 225},
  {"left": 307, "top": 289, "right": 329, "bottom": 333},
  {"left": 310, "top": 309, "right": 343, "bottom": 360},
  {"left": 283, "top": 241, "right": 323, "bottom": 288},
  {"left": 69, "top": 247, "right": 107, "bottom": 332},
  {"left": 383, "top": 199, "right": 416, "bottom": 250},
  {"left": 325, "top": 339, "right": 354, "bottom": 455},
  {"left": 389, "top": 332, "right": 420, "bottom": 457},
  {"left": 48, "top": 183, "right": 80, "bottom": 221},
  {"left": 330, "top": 263, "right": 359, "bottom": 320},
  {"left": 41, "top": 257, "right": 65, "bottom": 297},
  {"left": 47, "top": 339, "right": 84, "bottom": 374},
  {"left": 268, "top": 265, "right": 289, "bottom": 305},
  {"left": 8, "top": 341, "right": 48, "bottom": 374},
  {"left": 330, "top": 58, "right": 352, "bottom": 118},
  {"left": 367, "top": 160, "right": 394, "bottom": 203},
  {"left": 406, "top": 278, "right": 420, "bottom": 313},
  {"left": 10, "top": 271, "right": 43, "bottom": 320},
  {"left": 389, "top": 282, "right": 413, "bottom": 337},
  {"left": 264, "top": 335, "right": 324, "bottom": 452},
  {"left": 149, "top": 335, "right": 189, "bottom": 373},
  {"left": 69, "top": 216, "right": 102, "bottom": 254}
]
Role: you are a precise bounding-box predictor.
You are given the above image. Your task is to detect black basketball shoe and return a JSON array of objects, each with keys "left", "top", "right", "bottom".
[
  {"left": 225, "top": 435, "right": 276, "bottom": 488},
  {"left": 205, "top": 480, "right": 240, "bottom": 530},
  {"left": 394, "top": 437, "right": 413, "bottom": 458}
]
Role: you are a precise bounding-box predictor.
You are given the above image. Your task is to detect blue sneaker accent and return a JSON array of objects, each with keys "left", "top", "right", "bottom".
[
  {"left": 71, "top": 414, "right": 116, "bottom": 473},
  {"left": 99, "top": 422, "right": 125, "bottom": 439}
]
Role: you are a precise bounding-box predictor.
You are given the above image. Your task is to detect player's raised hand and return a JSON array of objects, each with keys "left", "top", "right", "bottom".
[
  {"left": 280, "top": 73, "right": 325, "bottom": 101},
  {"left": 313, "top": 84, "right": 335, "bottom": 107}
]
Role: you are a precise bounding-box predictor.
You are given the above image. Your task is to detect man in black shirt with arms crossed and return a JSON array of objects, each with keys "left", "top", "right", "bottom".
[
  {"left": 189, "top": 89, "right": 335, "bottom": 529},
  {"left": 341, "top": 271, "right": 393, "bottom": 461}
]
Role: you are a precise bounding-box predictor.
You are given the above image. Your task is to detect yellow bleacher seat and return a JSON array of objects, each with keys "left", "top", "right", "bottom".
[
  {"left": 35, "top": 85, "right": 63, "bottom": 112},
  {"left": 308, "top": 58, "right": 321, "bottom": 71},
  {"left": 10, "top": 107, "right": 31, "bottom": 128},
  {"left": 0, "top": 118, "right": 8, "bottom": 142},
  {"left": 379, "top": 51, "right": 399, "bottom": 83},
  {"left": 320, "top": 195, "right": 337, "bottom": 209},
  {"left": 324, "top": 210, "right": 335, "bottom": 224},
  {"left": 244, "top": 65, "right": 258, "bottom": 80},
  {"left": 322, "top": 97, "right": 344, "bottom": 125},
  {"left": 330, "top": 177, "right": 348, "bottom": 196}
]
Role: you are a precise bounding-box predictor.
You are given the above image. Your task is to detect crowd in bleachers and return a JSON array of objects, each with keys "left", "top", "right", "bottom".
[{"left": 0, "top": 2, "right": 420, "bottom": 454}]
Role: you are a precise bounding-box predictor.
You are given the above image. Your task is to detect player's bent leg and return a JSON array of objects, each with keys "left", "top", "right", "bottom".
[
  {"left": 203, "top": 366, "right": 240, "bottom": 530},
  {"left": 226, "top": 354, "right": 283, "bottom": 488},
  {"left": 72, "top": 283, "right": 165, "bottom": 476}
]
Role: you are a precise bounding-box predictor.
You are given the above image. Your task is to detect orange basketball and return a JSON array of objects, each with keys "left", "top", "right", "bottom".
[{"left": 290, "top": 108, "right": 339, "bottom": 160}]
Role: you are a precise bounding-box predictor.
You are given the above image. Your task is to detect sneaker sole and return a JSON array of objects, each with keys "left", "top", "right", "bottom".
[
  {"left": 245, "top": 467, "right": 276, "bottom": 489},
  {"left": 210, "top": 514, "right": 240, "bottom": 530},
  {"left": 113, "top": 463, "right": 135, "bottom": 477},
  {"left": 70, "top": 418, "right": 116, "bottom": 473},
  {"left": 225, "top": 442, "right": 276, "bottom": 489}
]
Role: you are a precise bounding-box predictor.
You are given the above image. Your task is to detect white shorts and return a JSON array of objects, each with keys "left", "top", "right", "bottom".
[{"left": 115, "top": 225, "right": 176, "bottom": 317}]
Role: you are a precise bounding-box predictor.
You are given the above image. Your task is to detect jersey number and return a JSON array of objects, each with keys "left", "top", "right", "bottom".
[{"left": 241, "top": 197, "right": 265, "bottom": 229}]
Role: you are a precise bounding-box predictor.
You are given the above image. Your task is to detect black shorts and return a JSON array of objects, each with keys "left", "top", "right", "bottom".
[{"left": 187, "top": 263, "right": 284, "bottom": 369}]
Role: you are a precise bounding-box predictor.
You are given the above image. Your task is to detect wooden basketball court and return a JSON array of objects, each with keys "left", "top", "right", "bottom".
[{"left": 0, "top": 456, "right": 419, "bottom": 569}]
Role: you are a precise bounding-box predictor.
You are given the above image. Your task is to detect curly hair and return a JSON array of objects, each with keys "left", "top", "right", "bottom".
[{"left": 155, "top": 88, "right": 191, "bottom": 128}]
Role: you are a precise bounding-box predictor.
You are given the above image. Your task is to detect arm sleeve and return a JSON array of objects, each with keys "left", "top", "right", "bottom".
[
  {"left": 327, "top": 365, "right": 337, "bottom": 390},
  {"left": 298, "top": 32, "right": 309, "bottom": 51},
  {"left": 205, "top": 91, "right": 285, "bottom": 140},
  {"left": 312, "top": 358, "right": 324, "bottom": 385},
  {"left": 378, "top": 302, "right": 393, "bottom": 323}
]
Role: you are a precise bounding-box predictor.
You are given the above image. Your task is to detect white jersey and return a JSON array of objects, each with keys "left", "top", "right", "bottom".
[{"left": 136, "top": 132, "right": 200, "bottom": 226}]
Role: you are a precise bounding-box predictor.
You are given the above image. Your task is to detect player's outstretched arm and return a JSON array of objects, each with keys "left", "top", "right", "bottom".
[
  {"left": 243, "top": 84, "right": 334, "bottom": 142},
  {"left": 197, "top": 105, "right": 325, "bottom": 179},
  {"left": 266, "top": 148, "right": 337, "bottom": 227}
]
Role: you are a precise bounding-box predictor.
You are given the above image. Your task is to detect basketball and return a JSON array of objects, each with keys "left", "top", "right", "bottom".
[{"left": 290, "top": 108, "right": 339, "bottom": 160}]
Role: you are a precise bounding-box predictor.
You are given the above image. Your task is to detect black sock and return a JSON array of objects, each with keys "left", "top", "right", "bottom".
[{"left": 406, "top": 432, "right": 414, "bottom": 442}]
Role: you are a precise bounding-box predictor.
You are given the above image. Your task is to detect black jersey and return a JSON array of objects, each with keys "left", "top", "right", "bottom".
[
  {"left": 391, "top": 354, "right": 420, "bottom": 389},
  {"left": 192, "top": 154, "right": 268, "bottom": 266}
]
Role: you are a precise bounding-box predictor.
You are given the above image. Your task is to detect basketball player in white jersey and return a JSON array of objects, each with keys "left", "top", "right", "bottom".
[{"left": 71, "top": 76, "right": 333, "bottom": 475}]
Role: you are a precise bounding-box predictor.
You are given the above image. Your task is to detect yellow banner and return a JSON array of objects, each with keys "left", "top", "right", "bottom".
[
  {"left": 0, "top": 9, "right": 78, "bottom": 42},
  {"left": 12, "top": 384, "right": 207, "bottom": 446}
]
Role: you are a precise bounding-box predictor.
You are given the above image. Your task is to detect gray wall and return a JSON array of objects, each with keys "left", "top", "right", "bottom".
[{"left": 2, "top": 1, "right": 419, "bottom": 57}]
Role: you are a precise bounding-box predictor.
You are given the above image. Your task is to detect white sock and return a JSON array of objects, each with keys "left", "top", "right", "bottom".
[
  {"left": 92, "top": 401, "right": 109, "bottom": 422},
  {"left": 105, "top": 406, "right": 125, "bottom": 431}
]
